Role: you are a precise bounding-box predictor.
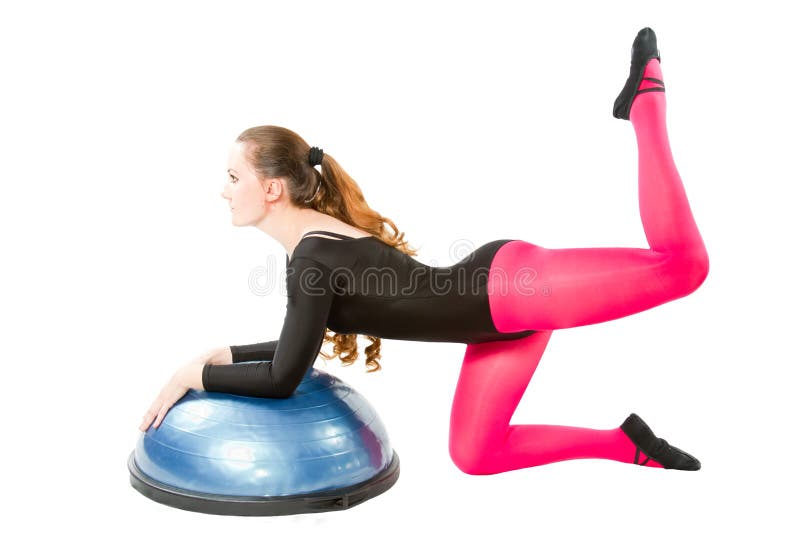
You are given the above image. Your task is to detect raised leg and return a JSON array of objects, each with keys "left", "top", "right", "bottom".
[{"left": 489, "top": 58, "right": 709, "bottom": 332}]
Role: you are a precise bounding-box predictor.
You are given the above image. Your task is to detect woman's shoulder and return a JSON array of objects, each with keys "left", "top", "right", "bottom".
[{"left": 287, "top": 234, "right": 371, "bottom": 272}]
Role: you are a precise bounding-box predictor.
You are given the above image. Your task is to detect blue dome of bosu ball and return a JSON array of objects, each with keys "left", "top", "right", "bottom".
[{"left": 128, "top": 365, "right": 400, "bottom": 516}]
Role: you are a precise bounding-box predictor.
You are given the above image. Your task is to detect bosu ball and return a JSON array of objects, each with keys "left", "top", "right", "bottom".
[{"left": 128, "top": 366, "right": 400, "bottom": 516}]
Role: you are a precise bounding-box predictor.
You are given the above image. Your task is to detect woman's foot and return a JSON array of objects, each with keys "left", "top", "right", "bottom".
[
  {"left": 613, "top": 27, "right": 664, "bottom": 120},
  {"left": 620, "top": 413, "right": 701, "bottom": 470}
]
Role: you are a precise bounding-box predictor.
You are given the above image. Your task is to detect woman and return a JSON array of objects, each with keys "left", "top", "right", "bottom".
[{"left": 140, "top": 27, "right": 709, "bottom": 474}]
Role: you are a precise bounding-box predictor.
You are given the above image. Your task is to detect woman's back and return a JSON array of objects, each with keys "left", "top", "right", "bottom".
[{"left": 289, "top": 230, "right": 537, "bottom": 344}]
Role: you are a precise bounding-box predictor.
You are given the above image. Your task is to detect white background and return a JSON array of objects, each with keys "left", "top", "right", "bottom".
[{"left": 2, "top": 0, "right": 797, "bottom": 531}]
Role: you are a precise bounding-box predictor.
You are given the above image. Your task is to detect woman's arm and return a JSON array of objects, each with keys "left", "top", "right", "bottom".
[
  {"left": 141, "top": 345, "right": 265, "bottom": 432},
  {"left": 202, "top": 258, "right": 334, "bottom": 398},
  {"left": 229, "top": 341, "right": 279, "bottom": 363},
  {"left": 194, "top": 343, "right": 280, "bottom": 366}
]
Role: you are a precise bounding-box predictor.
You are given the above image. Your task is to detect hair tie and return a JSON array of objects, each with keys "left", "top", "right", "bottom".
[{"left": 308, "top": 146, "right": 324, "bottom": 166}]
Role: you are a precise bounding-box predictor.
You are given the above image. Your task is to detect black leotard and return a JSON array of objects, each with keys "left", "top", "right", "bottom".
[{"left": 202, "top": 230, "right": 536, "bottom": 397}]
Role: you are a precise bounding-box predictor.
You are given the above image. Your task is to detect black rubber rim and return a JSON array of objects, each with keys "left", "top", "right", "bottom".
[{"left": 128, "top": 449, "right": 400, "bottom": 516}]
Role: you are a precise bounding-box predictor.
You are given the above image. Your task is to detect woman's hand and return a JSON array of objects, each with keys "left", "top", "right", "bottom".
[
  {"left": 139, "top": 361, "right": 205, "bottom": 432},
  {"left": 139, "top": 371, "right": 189, "bottom": 432}
]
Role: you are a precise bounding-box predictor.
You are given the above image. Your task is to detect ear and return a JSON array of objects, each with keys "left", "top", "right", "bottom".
[{"left": 262, "top": 177, "right": 285, "bottom": 202}]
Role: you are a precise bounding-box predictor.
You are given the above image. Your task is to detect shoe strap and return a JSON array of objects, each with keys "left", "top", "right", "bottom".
[{"left": 634, "top": 446, "right": 651, "bottom": 466}]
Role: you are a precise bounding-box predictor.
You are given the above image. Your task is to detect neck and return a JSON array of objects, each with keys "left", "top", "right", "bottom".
[{"left": 255, "top": 202, "right": 325, "bottom": 260}]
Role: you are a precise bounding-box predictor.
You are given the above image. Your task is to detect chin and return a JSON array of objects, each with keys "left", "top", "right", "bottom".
[{"left": 231, "top": 214, "right": 252, "bottom": 228}]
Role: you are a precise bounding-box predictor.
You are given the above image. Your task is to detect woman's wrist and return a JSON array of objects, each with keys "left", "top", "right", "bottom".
[{"left": 176, "top": 361, "right": 206, "bottom": 390}]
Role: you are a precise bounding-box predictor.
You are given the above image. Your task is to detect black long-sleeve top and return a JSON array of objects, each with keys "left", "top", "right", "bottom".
[{"left": 202, "top": 230, "right": 536, "bottom": 398}]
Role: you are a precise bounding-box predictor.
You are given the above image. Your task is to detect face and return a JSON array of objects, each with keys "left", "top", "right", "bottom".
[{"left": 221, "top": 142, "right": 275, "bottom": 226}]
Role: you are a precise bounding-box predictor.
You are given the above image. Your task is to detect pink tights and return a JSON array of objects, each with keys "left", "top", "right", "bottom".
[{"left": 449, "top": 59, "right": 709, "bottom": 475}]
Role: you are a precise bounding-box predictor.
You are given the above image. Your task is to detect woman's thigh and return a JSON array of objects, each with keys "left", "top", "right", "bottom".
[
  {"left": 488, "top": 240, "right": 705, "bottom": 332},
  {"left": 449, "top": 331, "right": 553, "bottom": 459}
]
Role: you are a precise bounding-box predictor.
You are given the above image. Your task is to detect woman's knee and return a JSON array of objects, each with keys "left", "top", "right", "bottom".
[
  {"left": 667, "top": 247, "right": 710, "bottom": 297},
  {"left": 449, "top": 437, "right": 491, "bottom": 475}
]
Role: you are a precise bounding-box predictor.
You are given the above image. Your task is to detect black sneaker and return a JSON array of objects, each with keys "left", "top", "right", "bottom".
[
  {"left": 620, "top": 413, "right": 701, "bottom": 470},
  {"left": 613, "top": 27, "right": 664, "bottom": 120}
]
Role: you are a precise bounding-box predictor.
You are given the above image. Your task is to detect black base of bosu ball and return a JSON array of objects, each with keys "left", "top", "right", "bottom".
[
  {"left": 128, "top": 449, "right": 400, "bottom": 516},
  {"left": 128, "top": 367, "right": 401, "bottom": 516}
]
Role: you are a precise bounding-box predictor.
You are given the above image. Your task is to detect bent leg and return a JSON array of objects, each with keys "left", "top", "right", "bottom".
[
  {"left": 448, "top": 332, "right": 661, "bottom": 475},
  {"left": 489, "top": 59, "right": 709, "bottom": 332}
]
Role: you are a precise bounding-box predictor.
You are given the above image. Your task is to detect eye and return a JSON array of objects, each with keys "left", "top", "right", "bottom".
[{"left": 228, "top": 174, "right": 238, "bottom": 183}]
